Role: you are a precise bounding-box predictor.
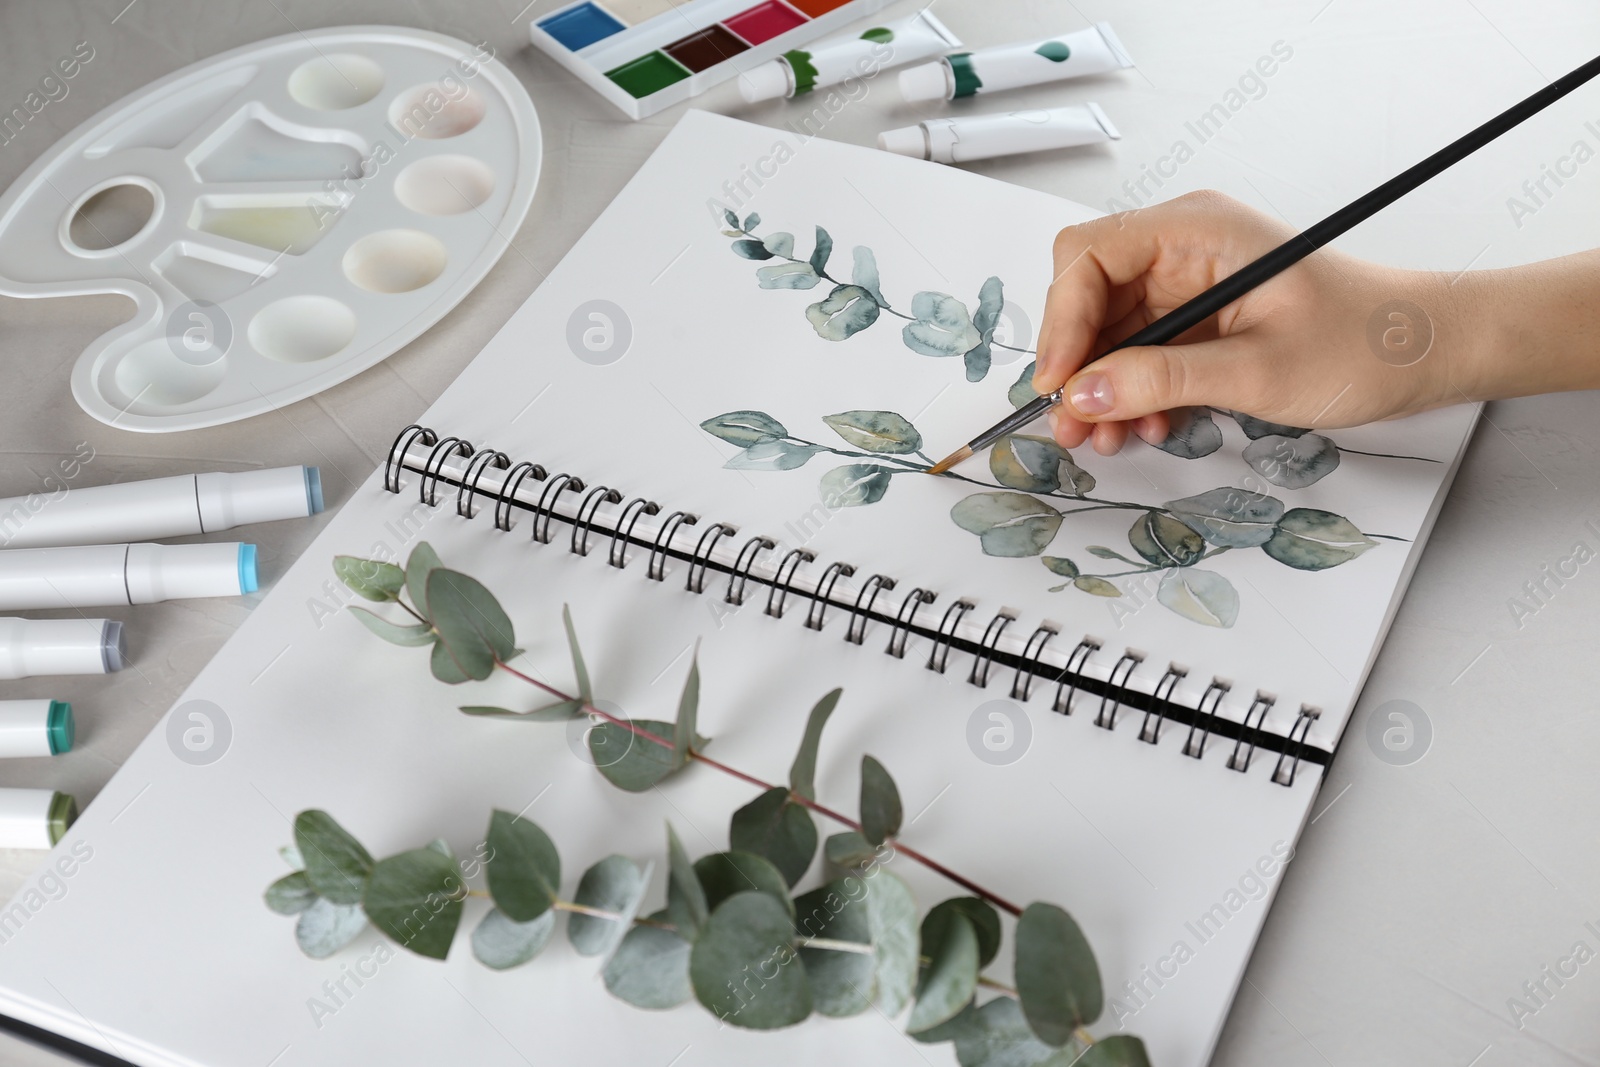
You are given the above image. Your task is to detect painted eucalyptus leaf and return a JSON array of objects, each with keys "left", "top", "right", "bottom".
[
  {"left": 666, "top": 823, "right": 709, "bottom": 940},
  {"left": 794, "top": 881, "right": 875, "bottom": 1017},
  {"left": 762, "top": 231, "right": 795, "bottom": 257},
  {"left": 694, "top": 851, "right": 794, "bottom": 918},
  {"left": 743, "top": 212, "right": 760, "bottom": 230},
  {"left": 1128, "top": 511, "right": 1205, "bottom": 567},
  {"left": 757, "top": 261, "right": 821, "bottom": 290},
  {"left": 295, "top": 897, "right": 367, "bottom": 959},
  {"left": 819, "top": 463, "right": 894, "bottom": 508},
  {"left": 700, "top": 410, "right": 787, "bottom": 447},
  {"left": 989, "top": 435, "right": 1095, "bottom": 496},
  {"left": 569, "top": 855, "right": 646, "bottom": 957},
  {"left": 1009, "top": 361, "right": 1041, "bottom": 409},
  {"left": 859, "top": 755, "right": 901, "bottom": 846},
  {"left": 807, "top": 284, "right": 882, "bottom": 340},
  {"left": 1263, "top": 508, "right": 1377, "bottom": 570},
  {"left": 907, "top": 910, "right": 978, "bottom": 1034},
  {"left": 810, "top": 225, "right": 833, "bottom": 274},
  {"left": 426, "top": 568, "right": 516, "bottom": 681},
  {"left": 471, "top": 907, "right": 555, "bottom": 970},
  {"left": 723, "top": 209, "right": 740, "bottom": 229},
  {"left": 902, "top": 291, "right": 982, "bottom": 357},
  {"left": 333, "top": 557, "right": 405, "bottom": 601},
  {"left": 1041, "top": 556, "right": 1079, "bottom": 578},
  {"left": 730, "top": 786, "right": 817, "bottom": 887},
  {"left": 1086, "top": 545, "right": 1137, "bottom": 563},
  {"left": 822, "top": 410, "right": 922, "bottom": 454},
  {"left": 605, "top": 912, "right": 693, "bottom": 1009},
  {"left": 1243, "top": 433, "right": 1341, "bottom": 489},
  {"left": 726, "top": 439, "right": 825, "bottom": 471},
  {"left": 1151, "top": 408, "right": 1223, "bottom": 459},
  {"left": 732, "top": 238, "right": 773, "bottom": 260},
  {"left": 851, "top": 246, "right": 888, "bottom": 307},
  {"left": 348, "top": 607, "right": 434, "bottom": 646},
  {"left": 404, "top": 542, "right": 443, "bottom": 620},
  {"left": 485, "top": 810, "right": 560, "bottom": 923},
  {"left": 951, "top": 493, "right": 1063, "bottom": 558},
  {"left": 295, "top": 809, "right": 373, "bottom": 906},
  {"left": 790, "top": 688, "right": 842, "bottom": 800},
  {"left": 1156, "top": 568, "right": 1239, "bottom": 628},
  {"left": 1164, "top": 487, "right": 1285, "bottom": 547},
  {"left": 1230, "top": 411, "right": 1309, "bottom": 439},
  {"left": 964, "top": 341, "right": 992, "bottom": 382},
  {"left": 690, "top": 892, "right": 813, "bottom": 1029},
  {"left": 363, "top": 847, "right": 464, "bottom": 960},
  {"left": 1015, "top": 902, "right": 1103, "bottom": 1044},
  {"left": 265, "top": 870, "right": 317, "bottom": 915},
  {"left": 864, "top": 870, "right": 919, "bottom": 1017},
  {"left": 1072, "top": 576, "right": 1121, "bottom": 597}
]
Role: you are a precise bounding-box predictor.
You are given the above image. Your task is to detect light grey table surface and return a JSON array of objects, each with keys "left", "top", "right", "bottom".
[{"left": 2, "top": 0, "right": 1598, "bottom": 1064}]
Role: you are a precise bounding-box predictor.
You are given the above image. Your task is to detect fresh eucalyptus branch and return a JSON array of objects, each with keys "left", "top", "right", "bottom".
[{"left": 263, "top": 545, "right": 1151, "bottom": 1067}]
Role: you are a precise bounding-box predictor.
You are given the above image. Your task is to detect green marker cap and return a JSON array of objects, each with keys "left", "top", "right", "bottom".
[
  {"left": 47, "top": 700, "right": 73, "bottom": 755},
  {"left": 46, "top": 791, "right": 78, "bottom": 847}
]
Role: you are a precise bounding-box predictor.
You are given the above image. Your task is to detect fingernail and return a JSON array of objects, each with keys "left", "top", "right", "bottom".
[
  {"left": 1069, "top": 373, "right": 1114, "bottom": 416},
  {"left": 1134, "top": 416, "right": 1162, "bottom": 444}
]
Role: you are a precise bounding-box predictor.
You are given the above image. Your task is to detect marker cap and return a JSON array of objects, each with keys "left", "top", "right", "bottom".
[
  {"left": 0, "top": 699, "right": 74, "bottom": 758},
  {"left": 877, "top": 124, "right": 930, "bottom": 159},
  {"left": 195, "top": 466, "right": 322, "bottom": 532},
  {"left": 739, "top": 62, "right": 792, "bottom": 103},
  {"left": 0, "top": 787, "right": 78, "bottom": 849},
  {"left": 124, "top": 542, "right": 258, "bottom": 603},
  {"left": 0, "top": 617, "right": 127, "bottom": 680},
  {"left": 898, "top": 60, "right": 951, "bottom": 102}
]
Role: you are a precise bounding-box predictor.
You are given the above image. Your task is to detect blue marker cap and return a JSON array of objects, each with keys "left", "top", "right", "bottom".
[
  {"left": 239, "top": 544, "right": 259, "bottom": 594},
  {"left": 304, "top": 465, "right": 324, "bottom": 515}
]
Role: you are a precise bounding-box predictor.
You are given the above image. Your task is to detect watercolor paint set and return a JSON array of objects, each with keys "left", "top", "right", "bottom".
[{"left": 530, "top": 0, "right": 894, "bottom": 119}]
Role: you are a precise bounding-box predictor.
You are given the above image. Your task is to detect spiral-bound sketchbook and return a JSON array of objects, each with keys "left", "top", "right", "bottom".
[{"left": 0, "top": 111, "right": 1476, "bottom": 1067}]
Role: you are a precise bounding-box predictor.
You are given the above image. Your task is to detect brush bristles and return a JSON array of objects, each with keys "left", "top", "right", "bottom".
[{"left": 926, "top": 446, "right": 973, "bottom": 476}]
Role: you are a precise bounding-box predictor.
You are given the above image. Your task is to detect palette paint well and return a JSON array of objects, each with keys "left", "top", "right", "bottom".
[
  {"left": 722, "top": 1, "right": 809, "bottom": 45},
  {"left": 663, "top": 25, "right": 750, "bottom": 72}
]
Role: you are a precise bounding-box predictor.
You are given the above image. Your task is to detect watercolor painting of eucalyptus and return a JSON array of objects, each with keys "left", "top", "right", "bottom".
[{"left": 706, "top": 212, "right": 1436, "bottom": 628}]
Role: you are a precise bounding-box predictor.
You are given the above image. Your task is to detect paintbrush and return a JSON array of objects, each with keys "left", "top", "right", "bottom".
[{"left": 926, "top": 52, "right": 1600, "bottom": 476}]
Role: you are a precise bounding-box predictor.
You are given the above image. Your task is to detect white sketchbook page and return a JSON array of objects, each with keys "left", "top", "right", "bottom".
[
  {"left": 417, "top": 110, "right": 1478, "bottom": 750},
  {"left": 0, "top": 479, "right": 1318, "bottom": 1067}
]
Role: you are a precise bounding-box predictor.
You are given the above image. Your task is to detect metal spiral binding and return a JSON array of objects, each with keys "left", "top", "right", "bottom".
[
  {"left": 1010, "top": 624, "right": 1058, "bottom": 700},
  {"left": 571, "top": 487, "right": 622, "bottom": 557},
  {"left": 1227, "top": 694, "right": 1277, "bottom": 771},
  {"left": 1095, "top": 651, "right": 1144, "bottom": 729},
  {"left": 1052, "top": 638, "right": 1100, "bottom": 714},
  {"left": 805, "top": 562, "right": 856, "bottom": 631},
  {"left": 845, "top": 575, "right": 896, "bottom": 645},
  {"left": 886, "top": 588, "right": 935, "bottom": 659},
  {"left": 927, "top": 600, "right": 975, "bottom": 674},
  {"left": 1138, "top": 666, "right": 1188, "bottom": 744},
  {"left": 968, "top": 611, "right": 1017, "bottom": 688},
  {"left": 687, "top": 523, "right": 736, "bottom": 594},
  {"left": 609, "top": 498, "right": 658, "bottom": 568},
  {"left": 379, "top": 423, "right": 1332, "bottom": 788},
  {"left": 726, "top": 536, "right": 775, "bottom": 605},
  {"left": 766, "top": 548, "right": 814, "bottom": 619}
]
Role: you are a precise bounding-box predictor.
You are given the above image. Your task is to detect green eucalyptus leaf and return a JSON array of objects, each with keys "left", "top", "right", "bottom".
[
  {"left": 1230, "top": 412, "right": 1309, "bottom": 439},
  {"left": 757, "top": 261, "right": 821, "bottom": 290},
  {"left": 569, "top": 854, "right": 646, "bottom": 956},
  {"left": 347, "top": 606, "right": 435, "bottom": 646},
  {"left": 926, "top": 897, "right": 1002, "bottom": 968},
  {"left": 363, "top": 847, "right": 465, "bottom": 960},
  {"left": 459, "top": 700, "right": 584, "bottom": 720},
  {"left": 822, "top": 411, "right": 922, "bottom": 454},
  {"left": 1086, "top": 545, "right": 1138, "bottom": 563},
  {"left": 989, "top": 435, "right": 1095, "bottom": 496},
  {"left": 1073, "top": 576, "right": 1122, "bottom": 598},
  {"left": 807, "top": 284, "right": 882, "bottom": 340},
  {"left": 851, "top": 246, "right": 888, "bottom": 307},
  {"left": 562, "top": 604, "right": 592, "bottom": 702},
  {"left": 666, "top": 823, "right": 709, "bottom": 940},
  {"left": 674, "top": 651, "right": 700, "bottom": 767},
  {"left": 730, "top": 786, "right": 817, "bottom": 887},
  {"left": 859, "top": 755, "right": 901, "bottom": 846},
  {"left": 907, "top": 910, "right": 978, "bottom": 1033},
  {"left": 295, "top": 897, "right": 367, "bottom": 959},
  {"left": 471, "top": 907, "right": 555, "bottom": 970},
  {"left": 295, "top": 810, "right": 374, "bottom": 906},
  {"left": 430, "top": 640, "right": 471, "bottom": 684},
  {"left": 819, "top": 463, "right": 894, "bottom": 508},
  {"left": 280, "top": 844, "right": 304, "bottom": 870},
  {"left": 426, "top": 838, "right": 454, "bottom": 861},
  {"left": 1015, "top": 902, "right": 1103, "bottom": 1044},
  {"left": 694, "top": 851, "right": 794, "bottom": 918},
  {"left": 824, "top": 831, "right": 880, "bottom": 869},
  {"left": 723, "top": 209, "right": 740, "bottom": 229},
  {"left": 732, "top": 238, "right": 773, "bottom": 260},
  {"left": 743, "top": 212, "right": 760, "bottom": 231},
  {"left": 810, "top": 226, "right": 833, "bottom": 274},
  {"left": 1151, "top": 407, "right": 1224, "bottom": 459},
  {"left": 951, "top": 493, "right": 1063, "bottom": 558},
  {"left": 690, "top": 892, "right": 813, "bottom": 1029},
  {"left": 404, "top": 542, "right": 443, "bottom": 620},
  {"left": 1078, "top": 1035, "right": 1154, "bottom": 1067},
  {"left": 1041, "top": 556, "right": 1079, "bottom": 578},
  {"left": 590, "top": 719, "right": 694, "bottom": 792},
  {"left": 485, "top": 810, "right": 561, "bottom": 923},
  {"left": 793, "top": 881, "right": 875, "bottom": 1017},
  {"left": 426, "top": 568, "right": 516, "bottom": 682},
  {"left": 701, "top": 411, "right": 788, "bottom": 447},
  {"left": 762, "top": 231, "right": 795, "bottom": 257},
  {"left": 1009, "top": 361, "right": 1041, "bottom": 409},
  {"left": 903, "top": 291, "right": 981, "bottom": 357},
  {"left": 605, "top": 912, "right": 693, "bottom": 1009},
  {"left": 790, "top": 688, "right": 842, "bottom": 800},
  {"left": 1263, "top": 508, "right": 1377, "bottom": 570},
  {"left": 964, "top": 341, "right": 992, "bottom": 382},
  {"left": 726, "top": 439, "right": 824, "bottom": 471},
  {"left": 1243, "top": 433, "right": 1341, "bottom": 489},
  {"left": 1164, "top": 487, "right": 1285, "bottom": 548},
  {"left": 1157, "top": 568, "right": 1239, "bottom": 628},
  {"left": 1129, "top": 511, "right": 1206, "bottom": 567},
  {"left": 864, "top": 870, "right": 919, "bottom": 1017},
  {"left": 332, "top": 557, "right": 406, "bottom": 601},
  {"left": 265, "top": 870, "right": 317, "bottom": 915},
  {"left": 940, "top": 997, "right": 1080, "bottom": 1065}
]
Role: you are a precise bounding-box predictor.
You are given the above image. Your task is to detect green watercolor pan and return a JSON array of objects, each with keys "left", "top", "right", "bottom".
[{"left": 530, "top": 0, "right": 892, "bottom": 119}]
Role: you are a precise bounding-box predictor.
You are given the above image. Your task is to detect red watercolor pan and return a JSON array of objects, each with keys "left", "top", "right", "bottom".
[{"left": 722, "top": 1, "right": 809, "bottom": 46}]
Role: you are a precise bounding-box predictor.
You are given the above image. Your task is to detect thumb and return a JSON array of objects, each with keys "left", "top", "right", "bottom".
[{"left": 1061, "top": 337, "right": 1260, "bottom": 422}]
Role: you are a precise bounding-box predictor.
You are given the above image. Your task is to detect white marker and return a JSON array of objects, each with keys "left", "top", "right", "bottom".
[
  {"left": 898, "top": 23, "right": 1134, "bottom": 102},
  {"left": 0, "top": 699, "right": 74, "bottom": 758},
  {"left": 0, "top": 465, "right": 322, "bottom": 550},
  {"left": 0, "top": 542, "right": 257, "bottom": 611},
  {"left": 0, "top": 787, "right": 78, "bottom": 849},
  {"left": 879, "top": 104, "right": 1120, "bottom": 164},
  {"left": 0, "top": 617, "right": 125, "bottom": 679},
  {"left": 739, "top": 11, "right": 961, "bottom": 103}
]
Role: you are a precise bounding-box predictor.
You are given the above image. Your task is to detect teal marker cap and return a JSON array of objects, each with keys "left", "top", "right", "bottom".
[
  {"left": 305, "top": 466, "right": 324, "bottom": 515},
  {"left": 47, "top": 700, "right": 73, "bottom": 755},
  {"left": 239, "top": 544, "right": 259, "bottom": 593}
]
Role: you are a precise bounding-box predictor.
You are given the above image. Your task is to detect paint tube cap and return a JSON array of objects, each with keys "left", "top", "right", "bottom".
[
  {"left": 877, "top": 125, "right": 929, "bottom": 160},
  {"left": 739, "top": 62, "right": 791, "bottom": 103},
  {"left": 898, "top": 61, "right": 950, "bottom": 102}
]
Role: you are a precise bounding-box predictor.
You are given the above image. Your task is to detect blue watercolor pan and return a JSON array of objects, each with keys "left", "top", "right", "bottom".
[{"left": 539, "top": 2, "right": 627, "bottom": 51}]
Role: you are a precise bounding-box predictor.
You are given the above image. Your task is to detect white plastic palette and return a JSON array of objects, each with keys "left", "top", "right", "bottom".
[{"left": 0, "top": 26, "right": 540, "bottom": 432}]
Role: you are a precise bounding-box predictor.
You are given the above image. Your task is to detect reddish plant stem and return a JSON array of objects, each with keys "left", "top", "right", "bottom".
[{"left": 495, "top": 659, "right": 1023, "bottom": 918}]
